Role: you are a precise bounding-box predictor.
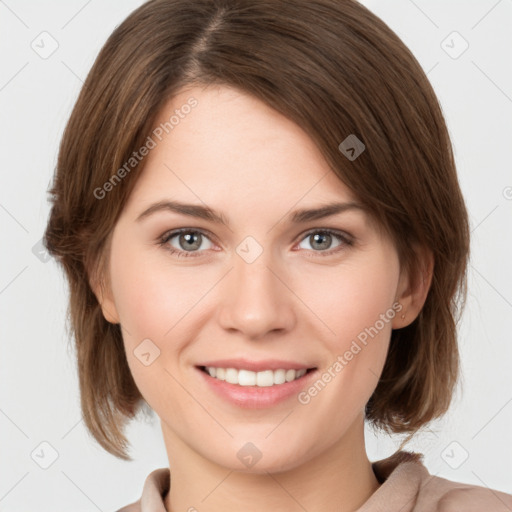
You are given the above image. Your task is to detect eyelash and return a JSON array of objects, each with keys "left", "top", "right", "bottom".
[{"left": 158, "top": 228, "right": 353, "bottom": 258}]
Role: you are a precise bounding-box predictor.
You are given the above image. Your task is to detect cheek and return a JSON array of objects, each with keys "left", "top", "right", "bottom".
[
  {"left": 295, "top": 253, "right": 399, "bottom": 404},
  {"left": 109, "top": 252, "right": 163, "bottom": 343},
  {"left": 109, "top": 239, "right": 205, "bottom": 343},
  {"left": 108, "top": 241, "right": 214, "bottom": 392},
  {"left": 107, "top": 245, "right": 192, "bottom": 409},
  {"left": 296, "top": 253, "right": 399, "bottom": 346}
]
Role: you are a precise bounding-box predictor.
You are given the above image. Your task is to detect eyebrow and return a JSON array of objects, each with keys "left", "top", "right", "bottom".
[{"left": 135, "top": 199, "right": 365, "bottom": 226}]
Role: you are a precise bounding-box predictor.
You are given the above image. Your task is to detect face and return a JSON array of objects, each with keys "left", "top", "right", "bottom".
[{"left": 100, "top": 84, "right": 407, "bottom": 473}]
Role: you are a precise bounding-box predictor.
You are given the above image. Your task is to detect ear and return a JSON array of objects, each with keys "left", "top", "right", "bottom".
[
  {"left": 392, "top": 245, "right": 434, "bottom": 329},
  {"left": 89, "top": 273, "right": 120, "bottom": 325}
]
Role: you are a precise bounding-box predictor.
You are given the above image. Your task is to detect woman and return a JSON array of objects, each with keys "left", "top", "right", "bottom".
[{"left": 43, "top": 0, "right": 512, "bottom": 510}]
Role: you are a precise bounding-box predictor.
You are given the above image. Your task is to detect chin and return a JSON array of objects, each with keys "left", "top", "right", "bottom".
[{"left": 199, "top": 436, "right": 315, "bottom": 475}]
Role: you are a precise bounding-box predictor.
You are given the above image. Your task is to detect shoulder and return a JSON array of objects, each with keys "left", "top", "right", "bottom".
[
  {"left": 112, "top": 467, "right": 170, "bottom": 512},
  {"left": 425, "top": 476, "right": 512, "bottom": 512},
  {"left": 370, "top": 451, "right": 512, "bottom": 512}
]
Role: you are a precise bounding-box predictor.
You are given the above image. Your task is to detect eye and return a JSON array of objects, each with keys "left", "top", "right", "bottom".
[
  {"left": 159, "top": 228, "right": 353, "bottom": 258},
  {"left": 296, "top": 229, "right": 352, "bottom": 256},
  {"left": 159, "top": 229, "right": 214, "bottom": 257}
]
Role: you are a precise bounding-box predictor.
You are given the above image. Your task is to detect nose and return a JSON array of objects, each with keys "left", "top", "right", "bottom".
[{"left": 216, "top": 249, "right": 296, "bottom": 340}]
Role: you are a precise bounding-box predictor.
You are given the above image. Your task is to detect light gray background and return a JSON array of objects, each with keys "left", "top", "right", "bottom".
[{"left": 1, "top": 0, "right": 511, "bottom": 510}]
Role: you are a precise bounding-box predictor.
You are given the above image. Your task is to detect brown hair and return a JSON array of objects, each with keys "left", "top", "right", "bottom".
[{"left": 44, "top": 0, "right": 469, "bottom": 460}]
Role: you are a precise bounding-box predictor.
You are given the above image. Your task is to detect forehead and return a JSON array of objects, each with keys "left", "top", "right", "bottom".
[{"left": 125, "top": 84, "right": 359, "bottom": 214}]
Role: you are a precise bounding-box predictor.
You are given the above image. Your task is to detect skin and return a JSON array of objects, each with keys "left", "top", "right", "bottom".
[{"left": 94, "top": 84, "right": 432, "bottom": 512}]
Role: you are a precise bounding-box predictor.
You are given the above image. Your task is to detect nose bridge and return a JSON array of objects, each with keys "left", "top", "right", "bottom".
[
  {"left": 217, "top": 237, "right": 295, "bottom": 338},
  {"left": 231, "top": 232, "right": 277, "bottom": 284},
  {"left": 233, "top": 242, "right": 277, "bottom": 294}
]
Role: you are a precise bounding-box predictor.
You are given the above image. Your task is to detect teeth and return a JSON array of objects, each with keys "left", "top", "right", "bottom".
[{"left": 204, "top": 367, "right": 308, "bottom": 386}]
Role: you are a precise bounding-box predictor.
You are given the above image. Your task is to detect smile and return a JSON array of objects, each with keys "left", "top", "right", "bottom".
[{"left": 200, "top": 366, "right": 310, "bottom": 387}]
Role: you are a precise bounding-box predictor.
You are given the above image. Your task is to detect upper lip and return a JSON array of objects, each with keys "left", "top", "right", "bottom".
[{"left": 197, "top": 358, "right": 316, "bottom": 372}]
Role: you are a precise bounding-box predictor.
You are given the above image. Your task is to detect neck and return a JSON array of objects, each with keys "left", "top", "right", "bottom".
[{"left": 162, "top": 414, "right": 381, "bottom": 512}]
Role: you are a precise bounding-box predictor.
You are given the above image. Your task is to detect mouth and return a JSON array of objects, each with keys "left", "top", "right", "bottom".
[
  {"left": 195, "top": 360, "right": 319, "bottom": 409},
  {"left": 197, "top": 365, "right": 317, "bottom": 387}
]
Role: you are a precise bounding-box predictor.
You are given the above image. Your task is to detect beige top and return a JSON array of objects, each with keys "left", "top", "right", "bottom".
[{"left": 116, "top": 451, "right": 512, "bottom": 511}]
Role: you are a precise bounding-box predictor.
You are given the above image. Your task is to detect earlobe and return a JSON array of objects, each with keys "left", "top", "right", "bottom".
[
  {"left": 392, "top": 246, "right": 434, "bottom": 329},
  {"left": 99, "top": 296, "right": 120, "bottom": 325},
  {"left": 90, "top": 276, "right": 120, "bottom": 325}
]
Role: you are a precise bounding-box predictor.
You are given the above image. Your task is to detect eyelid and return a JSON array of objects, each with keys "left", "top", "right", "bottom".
[
  {"left": 160, "top": 227, "right": 219, "bottom": 245},
  {"left": 159, "top": 227, "right": 218, "bottom": 255},
  {"left": 293, "top": 228, "right": 354, "bottom": 257},
  {"left": 296, "top": 227, "right": 353, "bottom": 245}
]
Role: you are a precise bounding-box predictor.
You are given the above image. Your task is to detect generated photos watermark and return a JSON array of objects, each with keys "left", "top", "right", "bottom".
[
  {"left": 93, "top": 97, "right": 198, "bottom": 200},
  {"left": 297, "top": 301, "right": 403, "bottom": 405}
]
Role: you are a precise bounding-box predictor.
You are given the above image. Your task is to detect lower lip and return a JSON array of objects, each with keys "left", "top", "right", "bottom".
[{"left": 196, "top": 367, "right": 317, "bottom": 409}]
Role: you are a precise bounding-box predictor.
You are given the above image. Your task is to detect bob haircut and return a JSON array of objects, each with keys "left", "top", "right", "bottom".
[{"left": 44, "top": 0, "right": 469, "bottom": 460}]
